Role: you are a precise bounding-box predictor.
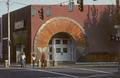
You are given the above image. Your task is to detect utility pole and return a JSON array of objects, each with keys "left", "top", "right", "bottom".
[
  {"left": 116, "top": 0, "right": 120, "bottom": 74},
  {"left": 7, "top": 0, "right": 10, "bottom": 66}
]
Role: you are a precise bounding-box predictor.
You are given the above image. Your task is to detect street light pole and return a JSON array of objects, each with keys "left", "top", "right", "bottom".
[
  {"left": 7, "top": 0, "right": 10, "bottom": 66},
  {"left": 116, "top": 0, "right": 120, "bottom": 74},
  {"left": 114, "top": 25, "right": 120, "bottom": 73}
]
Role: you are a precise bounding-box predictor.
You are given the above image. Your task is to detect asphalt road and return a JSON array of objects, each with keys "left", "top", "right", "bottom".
[
  {"left": 0, "top": 67, "right": 118, "bottom": 78},
  {"left": 43, "top": 67, "right": 117, "bottom": 78},
  {"left": 0, "top": 68, "right": 67, "bottom": 78}
]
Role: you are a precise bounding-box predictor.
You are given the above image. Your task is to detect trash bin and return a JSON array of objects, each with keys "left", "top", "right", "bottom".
[{"left": 4, "top": 60, "right": 9, "bottom": 68}]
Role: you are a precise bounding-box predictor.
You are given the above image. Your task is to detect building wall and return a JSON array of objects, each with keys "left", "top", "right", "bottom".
[
  {"left": 31, "top": 5, "right": 118, "bottom": 62},
  {"left": 2, "top": 5, "right": 119, "bottom": 63},
  {"left": 31, "top": 5, "right": 117, "bottom": 53},
  {"left": 2, "top": 6, "right": 31, "bottom": 63}
]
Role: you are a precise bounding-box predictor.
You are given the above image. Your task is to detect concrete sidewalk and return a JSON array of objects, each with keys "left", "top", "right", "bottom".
[
  {"left": 0, "top": 62, "right": 119, "bottom": 68},
  {"left": 0, "top": 63, "right": 120, "bottom": 78}
]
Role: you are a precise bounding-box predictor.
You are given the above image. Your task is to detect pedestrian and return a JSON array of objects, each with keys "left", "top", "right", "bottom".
[
  {"left": 32, "top": 54, "right": 36, "bottom": 68},
  {"left": 41, "top": 52, "right": 47, "bottom": 68},
  {"left": 21, "top": 52, "right": 26, "bottom": 68}
]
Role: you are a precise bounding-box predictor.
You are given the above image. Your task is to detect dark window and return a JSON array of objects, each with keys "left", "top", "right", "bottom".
[
  {"left": 49, "top": 47, "right": 52, "bottom": 52},
  {"left": 56, "top": 48, "right": 61, "bottom": 53},
  {"left": 55, "top": 40, "right": 60, "bottom": 44},
  {"left": 63, "top": 48, "right": 68, "bottom": 53},
  {"left": 63, "top": 40, "right": 68, "bottom": 44},
  {"left": 49, "top": 55, "right": 52, "bottom": 60}
]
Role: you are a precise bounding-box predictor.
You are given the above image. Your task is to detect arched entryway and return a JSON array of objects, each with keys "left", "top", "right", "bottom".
[
  {"left": 34, "top": 17, "right": 87, "bottom": 66},
  {"left": 48, "top": 32, "right": 75, "bottom": 65}
]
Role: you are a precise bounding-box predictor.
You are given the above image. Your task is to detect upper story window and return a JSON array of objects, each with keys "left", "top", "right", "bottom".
[
  {"left": 31, "top": 7, "right": 36, "bottom": 16},
  {"left": 63, "top": 48, "right": 68, "bottom": 53},
  {"left": 49, "top": 47, "right": 52, "bottom": 52},
  {"left": 56, "top": 48, "right": 61, "bottom": 53},
  {"left": 45, "top": 6, "right": 51, "bottom": 17},
  {"left": 55, "top": 40, "right": 61, "bottom": 44},
  {"left": 68, "top": 0, "right": 74, "bottom": 12},
  {"left": 63, "top": 40, "right": 68, "bottom": 44}
]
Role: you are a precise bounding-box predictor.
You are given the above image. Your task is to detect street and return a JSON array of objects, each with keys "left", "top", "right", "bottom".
[
  {"left": 0, "top": 66, "right": 118, "bottom": 78},
  {"left": 0, "top": 68, "right": 66, "bottom": 78}
]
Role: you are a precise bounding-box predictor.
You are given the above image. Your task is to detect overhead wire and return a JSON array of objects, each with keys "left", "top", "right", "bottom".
[
  {"left": 10, "top": 1, "right": 28, "bottom": 6},
  {"left": 0, "top": 0, "right": 28, "bottom": 6}
]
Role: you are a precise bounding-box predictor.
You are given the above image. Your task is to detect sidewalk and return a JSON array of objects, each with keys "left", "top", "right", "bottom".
[
  {"left": 0, "top": 62, "right": 119, "bottom": 68},
  {"left": 0, "top": 63, "right": 120, "bottom": 78}
]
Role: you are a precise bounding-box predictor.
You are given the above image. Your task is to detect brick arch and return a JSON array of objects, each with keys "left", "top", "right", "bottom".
[{"left": 34, "top": 17, "right": 86, "bottom": 52}]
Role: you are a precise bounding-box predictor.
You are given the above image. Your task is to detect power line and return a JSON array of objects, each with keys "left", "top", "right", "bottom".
[
  {"left": 0, "top": 0, "right": 7, "bottom": 3},
  {"left": 56, "top": 0, "right": 69, "bottom": 5},
  {"left": 0, "top": 0, "right": 28, "bottom": 5},
  {"left": 0, "top": 0, "right": 69, "bottom": 6},
  {"left": 10, "top": 1, "right": 28, "bottom": 6}
]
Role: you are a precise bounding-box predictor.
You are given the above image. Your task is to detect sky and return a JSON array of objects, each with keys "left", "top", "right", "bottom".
[{"left": 0, "top": 0, "right": 116, "bottom": 17}]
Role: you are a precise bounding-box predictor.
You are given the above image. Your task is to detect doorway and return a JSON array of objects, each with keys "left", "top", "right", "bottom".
[{"left": 48, "top": 32, "right": 75, "bottom": 64}]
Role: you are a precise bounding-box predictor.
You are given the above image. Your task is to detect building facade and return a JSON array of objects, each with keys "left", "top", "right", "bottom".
[{"left": 2, "top": 4, "right": 119, "bottom": 65}]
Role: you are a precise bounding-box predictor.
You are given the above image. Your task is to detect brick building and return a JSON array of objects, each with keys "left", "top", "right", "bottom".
[{"left": 2, "top": 4, "right": 119, "bottom": 65}]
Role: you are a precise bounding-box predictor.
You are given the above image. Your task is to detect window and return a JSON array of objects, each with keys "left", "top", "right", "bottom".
[
  {"left": 68, "top": 0, "right": 74, "bottom": 12},
  {"left": 49, "top": 55, "right": 52, "bottom": 60},
  {"left": 49, "top": 47, "right": 52, "bottom": 52},
  {"left": 63, "top": 48, "right": 68, "bottom": 53},
  {"left": 56, "top": 48, "right": 61, "bottom": 53},
  {"left": 55, "top": 40, "right": 60, "bottom": 44},
  {"left": 63, "top": 40, "right": 68, "bottom": 44},
  {"left": 31, "top": 7, "right": 36, "bottom": 16},
  {"left": 46, "top": 6, "right": 51, "bottom": 16}
]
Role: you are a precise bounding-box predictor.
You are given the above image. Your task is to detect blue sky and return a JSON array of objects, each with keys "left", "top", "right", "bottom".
[{"left": 0, "top": 0, "right": 116, "bottom": 17}]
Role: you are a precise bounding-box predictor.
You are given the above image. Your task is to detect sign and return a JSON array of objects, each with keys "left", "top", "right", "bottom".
[{"left": 14, "top": 20, "right": 24, "bottom": 30}]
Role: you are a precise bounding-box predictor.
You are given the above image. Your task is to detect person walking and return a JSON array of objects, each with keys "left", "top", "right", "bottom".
[
  {"left": 41, "top": 52, "right": 47, "bottom": 68},
  {"left": 21, "top": 52, "right": 26, "bottom": 68},
  {"left": 32, "top": 54, "right": 36, "bottom": 68}
]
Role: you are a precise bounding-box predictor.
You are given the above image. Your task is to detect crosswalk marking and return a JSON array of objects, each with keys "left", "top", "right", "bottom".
[
  {"left": 87, "top": 74, "right": 110, "bottom": 78},
  {"left": 70, "top": 67, "right": 113, "bottom": 74}
]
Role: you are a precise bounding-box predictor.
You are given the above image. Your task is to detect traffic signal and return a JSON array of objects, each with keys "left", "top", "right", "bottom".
[
  {"left": 77, "top": 0, "right": 83, "bottom": 11},
  {"left": 38, "top": 7, "right": 44, "bottom": 20}
]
